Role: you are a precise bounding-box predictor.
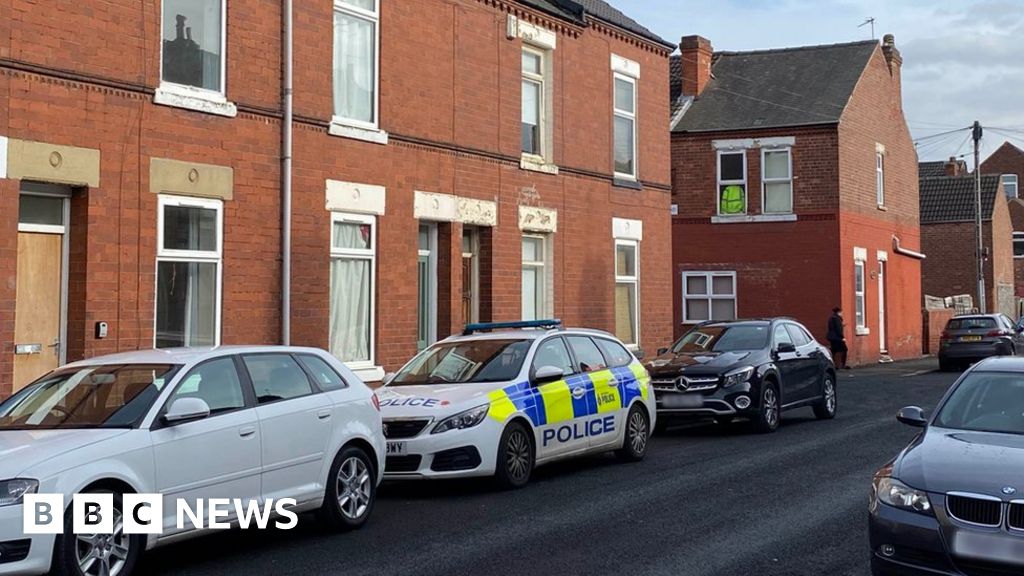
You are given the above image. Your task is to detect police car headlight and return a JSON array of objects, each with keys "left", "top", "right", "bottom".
[
  {"left": 722, "top": 366, "right": 754, "bottom": 388},
  {"left": 0, "top": 478, "right": 38, "bottom": 507},
  {"left": 432, "top": 404, "right": 490, "bottom": 435}
]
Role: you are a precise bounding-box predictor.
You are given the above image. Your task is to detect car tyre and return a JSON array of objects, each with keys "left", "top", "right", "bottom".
[
  {"left": 616, "top": 405, "right": 650, "bottom": 462},
  {"left": 319, "top": 445, "right": 377, "bottom": 532},
  {"left": 753, "top": 383, "right": 781, "bottom": 434},
  {"left": 495, "top": 421, "right": 535, "bottom": 490},
  {"left": 813, "top": 373, "right": 838, "bottom": 420},
  {"left": 53, "top": 490, "right": 144, "bottom": 576}
]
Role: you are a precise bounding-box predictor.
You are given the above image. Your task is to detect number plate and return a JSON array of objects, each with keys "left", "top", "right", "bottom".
[
  {"left": 961, "top": 336, "right": 982, "bottom": 342},
  {"left": 661, "top": 393, "right": 703, "bottom": 409},
  {"left": 386, "top": 442, "right": 406, "bottom": 455}
]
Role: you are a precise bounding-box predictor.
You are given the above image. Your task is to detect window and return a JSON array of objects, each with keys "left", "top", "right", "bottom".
[
  {"left": 784, "top": 324, "right": 811, "bottom": 347},
  {"left": 682, "top": 272, "right": 736, "bottom": 323},
  {"left": 613, "top": 74, "right": 637, "bottom": 179},
  {"left": 876, "top": 152, "right": 885, "bottom": 206},
  {"left": 532, "top": 338, "right": 574, "bottom": 376},
  {"left": 1014, "top": 232, "right": 1024, "bottom": 259},
  {"left": 567, "top": 337, "right": 607, "bottom": 373},
  {"left": 595, "top": 338, "right": 633, "bottom": 368},
  {"left": 462, "top": 228, "right": 480, "bottom": 324},
  {"left": 242, "top": 354, "right": 313, "bottom": 404},
  {"left": 854, "top": 261, "right": 866, "bottom": 329},
  {"left": 330, "top": 213, "right": 376, "bottom": 365},
  {"left": 1004, "top": 174, "right": 1019, "bottom": 199},
  {"left": 718, "top": 151, "right": 747, "bottom": 215},
  {"left": 417, "top": 224, "right": 438, "bottom": 351},
  {"left": 762, "top": 148, "right": 793, "bottom": 214},
  {"left": 393, "top": 339, "right": 532, "bottom": 385},
  {"left": 615, "top": 240, "right": 639, "bottom": 345},
  {"left": 296, "top": 355, "right": 348, "bottom": 391},
  {"left": 522, "top": 235, "right": 549, "bottom": 321},
  {"left": 333, "top": 0, "right": 379, "bottom": 127},
  {"left": 772, "top": 324, "right": 794, "bottom": 348},
  {"left": 521, "top": 48, "right": 546, "bottom": 157},
  {"left": 161, "top": 0, "right": 225, "bottom": 93},
  {"left": 172, "top": 358, "right": 245, "bottom": 414},
  {"left": 156, "top": 195, "right": 222, "bottom": 349}
]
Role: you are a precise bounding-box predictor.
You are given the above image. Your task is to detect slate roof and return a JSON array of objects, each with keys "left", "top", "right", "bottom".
[
  {"left": 517, "top": 0, "right": 672, "bottom": 48},
  {"left": 918, "top": 161, "right": 948, "bottom": 180},
  {"left": 919, "top": 174, "right": 1002, "bottom": 224},
  {"left": 671, "top": 40, "right": 879, "bottom": 133}
]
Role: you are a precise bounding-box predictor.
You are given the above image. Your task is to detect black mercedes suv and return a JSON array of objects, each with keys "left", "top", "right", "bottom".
[{"left": 646, "top": 319, "right": 837, "bottom": 433}]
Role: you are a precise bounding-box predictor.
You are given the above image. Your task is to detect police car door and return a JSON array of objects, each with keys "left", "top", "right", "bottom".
[
  {"left": 531, "top": 336, "right": 588, "bottom": 460},
  {"left": 566, "top": 336, "right": 621, "bottom": 450}
]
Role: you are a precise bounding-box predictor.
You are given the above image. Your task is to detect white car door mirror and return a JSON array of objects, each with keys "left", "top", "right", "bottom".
[
  {"left": 163, "top": 397, "right": 212, "bottom": 424},
  {"left": 533, "top": 365, "right": 564, "bottom": 385}
]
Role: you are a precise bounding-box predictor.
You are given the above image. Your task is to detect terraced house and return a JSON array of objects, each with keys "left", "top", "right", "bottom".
[{"left": 0, "top": 0, "right": 675, "bottom": 396}]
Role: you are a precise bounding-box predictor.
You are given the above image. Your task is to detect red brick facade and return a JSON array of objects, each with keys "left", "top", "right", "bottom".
[
  {"left": 0, "top": 0, "right": 673, "bottom": 397},
  {"left": 982, "top": 142, "right": 1024, "bottom": 300}
]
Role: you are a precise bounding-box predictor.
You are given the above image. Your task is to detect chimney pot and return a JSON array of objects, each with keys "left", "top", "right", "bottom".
[{"left": 679, "top": 35, "right": 713, "bottom": 98}]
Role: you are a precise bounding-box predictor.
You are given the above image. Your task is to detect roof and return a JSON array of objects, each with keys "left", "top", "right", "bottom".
[
  {"left": 672, "top": 40, "right": 879, "bottom": 133},
  {"left": 517, "top": 0, "right": 672, "bottom": 48},
  {"left": 918, "top": 161, "right": 948, "bottom": 179},
  {"left": 919, "top": 174, "right": 1003, "bottom": 224}
]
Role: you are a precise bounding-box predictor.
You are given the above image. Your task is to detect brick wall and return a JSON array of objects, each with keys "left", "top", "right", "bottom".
[
  {"left": 981, "top": 142, "right": 1024, "bottom": 194},
  {"left": 923, "top": 308, "right": 955, "bottom": 355}
]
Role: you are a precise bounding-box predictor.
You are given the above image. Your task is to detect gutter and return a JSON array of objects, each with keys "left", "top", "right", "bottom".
[
  {"left": 893, "top": 236, "right": 926, "bottom": 260},
  {"left": 281, "top": 0, "right": 293, "bottom": 345}
]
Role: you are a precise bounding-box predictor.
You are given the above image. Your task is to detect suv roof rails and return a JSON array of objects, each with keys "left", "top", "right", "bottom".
[{"left": 463, "top": 319, "right": 563, "bottom": 336}]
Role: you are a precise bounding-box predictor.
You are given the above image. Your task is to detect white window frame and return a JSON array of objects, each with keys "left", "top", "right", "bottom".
[
  {"left": 155, "top": 194, "right": 223, "bottom": 347},
  {"left": 761, "top": 147, "right": 793, "bottom": 215},
  {"left": 522, "top": 234, "right": 551, "bottom": 321},
  {"left": 1014, "top": 232, "right": 1024, "bottom": 260},
  {"left": 417, "top": 223, "right": 438, "bottom": 351},
  {"left": 613, "top": 73, "right": 638, "bottom": 180},
  {"left": 158, "top": 0, "right": 229, "bottom": 101},
  {"left": 332, "top": 0, "right": 381, "bottom": 132},
  {"left": 330, "top": 211, "right": 377, "bottom": 370},
  {"left": 1003, "top": 174, "right": 1019, "bottom": 199},
  {"left": 614, "top": 239, "right": 640, "bottom": 346},
  {"left": 717, "top": 150, "right": 747, "bottom": 216},
  {"left": 462, "top": 228, "right": 480, "bottom": 324},
  {"left": 682, "top": 271, "right": 736, "bottom": 323},
  {"left": 876, "top": 152, "right": 885, "bottom": 207},
  {"left": 521, "top": 46, "right": 548, "bottom": 161},
  {"left": 854, "top": 260, "right": 867, "bottom": 331}
]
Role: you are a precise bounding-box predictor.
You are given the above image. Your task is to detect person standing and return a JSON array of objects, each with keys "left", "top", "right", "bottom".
[{"left": 827, "top": 307, "right": 850, "bottom": 369}]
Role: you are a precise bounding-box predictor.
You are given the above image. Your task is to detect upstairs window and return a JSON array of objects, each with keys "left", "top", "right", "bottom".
[
  {"left": 333, "top": 0, "right": 379, "bottom": 127},
  {"left": 1004, "top": 174, "right": 1019, "bottom": 199},
  {"left": 1014, "top": 232, "right": 1024, "bottom": 259},
  {"left": 161, "top": 0, "right": 225, "bottom": 93},
  {"left": 762, "top": 148, "right": 793, "bottom": 214},
  {"left": 613, "top": 74, "right": 637, "bottom": 179},
  {"left": 876, "top": 152, "right": 885, "bottom": 206},
  {"left": 717, "top": 151, "right": 747, "bottom": 215},
  {"left": 521, "top": 48, "right": 546, "bottom": 158}
]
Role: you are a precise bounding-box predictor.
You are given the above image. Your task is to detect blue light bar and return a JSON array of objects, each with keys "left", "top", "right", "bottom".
[{"left": 463, "top": 319, "right": 563, "bottom": 335}]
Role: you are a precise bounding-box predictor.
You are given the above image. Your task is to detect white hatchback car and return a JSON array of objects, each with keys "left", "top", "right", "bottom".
[
  {"left": 0, "top": 346, "right": 384, "bottom": 576},
  {"left": 377, "top": 321, "right": 655, "bottom": 489}
]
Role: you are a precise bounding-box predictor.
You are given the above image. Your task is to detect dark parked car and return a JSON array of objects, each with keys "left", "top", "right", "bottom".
[
  {"left": 645, "top": 319, "right": 837, "bottom": 434},
  {"left": 869, "top": 357, "right": 1024, "bottom": 576},
  {"left": 938, "top": 314, "right": 1024, "bottom": 371}
]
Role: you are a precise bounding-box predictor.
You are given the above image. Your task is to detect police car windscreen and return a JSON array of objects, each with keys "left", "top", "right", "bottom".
[
  {"left": 672, "top": 325, "right": 769, "bottom": 354},
  {"left": 391, "top": 339, "right": 533, "bottom": 385}
]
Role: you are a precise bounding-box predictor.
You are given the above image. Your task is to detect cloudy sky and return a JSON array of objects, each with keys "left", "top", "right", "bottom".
[{"left": 627, "top": 0, "right": 1024, "bottom": 161}]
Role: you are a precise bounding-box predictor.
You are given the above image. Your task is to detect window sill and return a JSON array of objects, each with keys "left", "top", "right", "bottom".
[
  {"left": 154, "top": 84, "right": 237, "bottom": 118},
  {"left": 520, "top": 154, "right": 559, "bottom": 175},
  {"left": 855, "top": 327, "right": 871, "bottom": 336},
  {"left": 328, "top": 120, "right": 389, "bottom": 145},
  {"left": 711, "top": 214, "right": 797, "bottom": 224},
  {"left": 349, "top": 364, "right": 386, "bottom": 383},
  {"left": 613, "top": 177, "right": 642, "bottom": 190}
]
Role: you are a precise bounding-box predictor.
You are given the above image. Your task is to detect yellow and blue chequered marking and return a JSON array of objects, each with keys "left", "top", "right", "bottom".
[{"left": 487, "top": 362, "right": 650, "bottom": 426}]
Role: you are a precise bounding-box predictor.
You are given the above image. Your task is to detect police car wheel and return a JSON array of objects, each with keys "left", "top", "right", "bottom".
[
  {"left": 495, "top": 421, "right": 534, "bottom": 490},
  {"left": 319, "top": 445, "right": 376, "bottom": 531},
  {"left": 616, "top": 405, "right": 650, "bottom": 462},
  {"left": 54, "top": 490, "right": 144, "bottom": 576}
]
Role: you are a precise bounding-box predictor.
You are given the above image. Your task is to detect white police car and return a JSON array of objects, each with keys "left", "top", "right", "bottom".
[{"left": 376, "top": 321, "right": 655, "bottom": 488}]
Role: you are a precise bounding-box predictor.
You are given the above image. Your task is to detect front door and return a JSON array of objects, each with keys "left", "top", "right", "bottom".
[
  {"left": 417, "top": 224, "right": 437, "bottom": 351},
  {"left": 13, "top": 189, "right": 68, "bottom": 391}
]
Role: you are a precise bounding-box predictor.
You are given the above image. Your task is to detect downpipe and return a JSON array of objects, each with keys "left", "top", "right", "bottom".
[{"left": 281, "top": 0, "right": 293, "bottom": 345}]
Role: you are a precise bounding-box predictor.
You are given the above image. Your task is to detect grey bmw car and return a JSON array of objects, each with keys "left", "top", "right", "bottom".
[{"left": 869, "top": 357, "right": 1024, "bottom": 575}]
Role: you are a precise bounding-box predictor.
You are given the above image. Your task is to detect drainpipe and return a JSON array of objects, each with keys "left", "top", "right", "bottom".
[
  {"left": 892, "top": 236, "right": 926, "bottom": 260},
  {"left": 281, "top": 0, "right": 293, "bottom": 345}
]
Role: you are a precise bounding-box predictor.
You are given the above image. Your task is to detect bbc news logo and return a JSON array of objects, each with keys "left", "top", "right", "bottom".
[{"left": 23, "top": 494, "right": 299, "bottom": 535}]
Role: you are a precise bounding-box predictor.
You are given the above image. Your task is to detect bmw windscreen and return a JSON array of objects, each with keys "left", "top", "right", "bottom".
[
  {"left": 390, "top": 339, "right": 532, "bottom": 385},
  {"left": 0, "top": 364, "right": 179, "bottom": 429},
  {"left": 672, "top": 325, "right": 769, "bottom": 353},
  {"left": 933, "top": 371, "right": 1024, "bottom": 434}
]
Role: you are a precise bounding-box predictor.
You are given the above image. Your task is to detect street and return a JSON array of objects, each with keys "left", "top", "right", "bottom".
[{"left": 138, "top": 359, "right": 956, "bottom": 576}]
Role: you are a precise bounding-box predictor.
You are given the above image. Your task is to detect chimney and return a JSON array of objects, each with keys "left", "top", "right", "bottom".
[
  {"left": 175, "top": 14, "right": 186, "bottom": 41},
  {"left": 944, "top": 156, "right": 966, "bottom": 177},
  {"left": 881, "top": 34, "right": 902, "bottom": 102},
  {"left": 680, "top": 35, "right": 713, "bottom": 97}
]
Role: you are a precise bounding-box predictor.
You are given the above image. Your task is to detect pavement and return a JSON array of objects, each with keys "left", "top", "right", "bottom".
[{"left": 141, "top": 357, "right": 955, "bottom": 576}]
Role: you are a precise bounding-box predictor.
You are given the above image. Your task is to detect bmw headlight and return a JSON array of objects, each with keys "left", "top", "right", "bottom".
[
  {"left": 872, "top": 468, "right": 931, "bottom": 514},
  {"left": 723, "top": 366, "right": 754, "bottom": 388},
  {"left": 0, "top": 479, "right": 38, "bottom": 507},
  {"left": 431, "top": 404, "right": 490, "bottom": 435}
]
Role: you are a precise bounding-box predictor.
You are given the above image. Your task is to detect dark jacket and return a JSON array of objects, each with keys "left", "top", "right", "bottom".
[{"left": 827, "top": 314, "right": 845, "bottom": 342}]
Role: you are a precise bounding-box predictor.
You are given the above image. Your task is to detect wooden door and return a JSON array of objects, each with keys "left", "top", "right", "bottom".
[{"left": 13, "top": 232, "right": 63, "bottom": 391}]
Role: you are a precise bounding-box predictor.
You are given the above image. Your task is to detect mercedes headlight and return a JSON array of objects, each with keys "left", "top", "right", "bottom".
[
  {"left": 431, "top": 404, "right": 490, "bottom": 435},
  {"left": 0, "top": 479, "right": 38, "bottom": 507},
  {"left": 723, "top": 366, "right": 754, "bottom": 388},
  {"left": 872, "top": 468, "right": 931, "bottom": 514}
]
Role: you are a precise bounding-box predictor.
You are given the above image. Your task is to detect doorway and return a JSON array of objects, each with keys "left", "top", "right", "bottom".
[
  {"left": 13, "top": 182, "right": 70, "bottom": 391},
  {"left": 878, "top": 258, "right": 888, "bottom": 355},
  {"left": 417, "top": 223, "right": 437, "bottom": 351}
]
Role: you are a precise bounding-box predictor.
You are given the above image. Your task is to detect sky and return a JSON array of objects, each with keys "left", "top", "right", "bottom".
[{"left": 624, "top": 0, "right": 1024, "bottom": 162}]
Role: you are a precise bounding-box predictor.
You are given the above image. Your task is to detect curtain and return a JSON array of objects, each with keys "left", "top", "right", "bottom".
[
  {"left": 330, "top": 257, "right": 371, "bottom": 363},
  {"left": 333, "top": 11, "right": 375, "bottom": 123},
  {"left": 615, "top": 283, "right": 636, "bottom": 344}
]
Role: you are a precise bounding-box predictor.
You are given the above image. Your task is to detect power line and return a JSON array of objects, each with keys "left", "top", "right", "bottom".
[{"left": 912, "top": 126, "right": 972, "bottom": 144}]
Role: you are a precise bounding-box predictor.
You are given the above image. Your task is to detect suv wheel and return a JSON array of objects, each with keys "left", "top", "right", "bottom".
[
  {"left": 319, "top": 445, "right": 377, "bottom": 531},
  {"left": 754, "top": 383, "right": 781, "bottom": 433},
  {"left": 495, "top": 421, "right": 534, "bottom": 490},
  {"left": 813, "top": 373, "right": 837, "bottom": 420},
  {"left": 54, "top": 491, "right": 143, "bottom": 576},
  {"left": 616, "top": 405, "right": 650, "bottom": 462}
]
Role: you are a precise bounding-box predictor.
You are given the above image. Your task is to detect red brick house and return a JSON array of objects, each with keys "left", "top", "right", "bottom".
[
  {"left": 0, "top": 0, "right": 675, "bottom": 396},
  {"left": 918, "top": 164, "right": 1014, "bottom": 316},
  {"left": 669, "top": 35, "right": 923, "bottom": 364},
  {"left": 980, "top": 141, "right": 1024, "bottom": 299}
]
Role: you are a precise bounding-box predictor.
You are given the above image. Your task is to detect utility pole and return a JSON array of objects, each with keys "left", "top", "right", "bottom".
[{"left": 973, "top": 121, "right": 987, "bottom": 313}]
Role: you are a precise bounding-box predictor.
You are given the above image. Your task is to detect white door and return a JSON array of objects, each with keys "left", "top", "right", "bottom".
[
  {"left": 878, "top": 259, "right": 888, "bottom": 353},
  {"left": 150, "top": 357, "right": 261, "bottom": 534},
  {"left": 531, "top": 337, "right": 589, "bottom": 459},
  {"left": 243, "top": 354, "right": 333, "bottom": 504}
]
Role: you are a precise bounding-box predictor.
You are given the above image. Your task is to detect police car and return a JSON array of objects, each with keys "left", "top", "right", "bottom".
[{"left": 376, "top": 320, "right": 655, "bottom": 488}]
